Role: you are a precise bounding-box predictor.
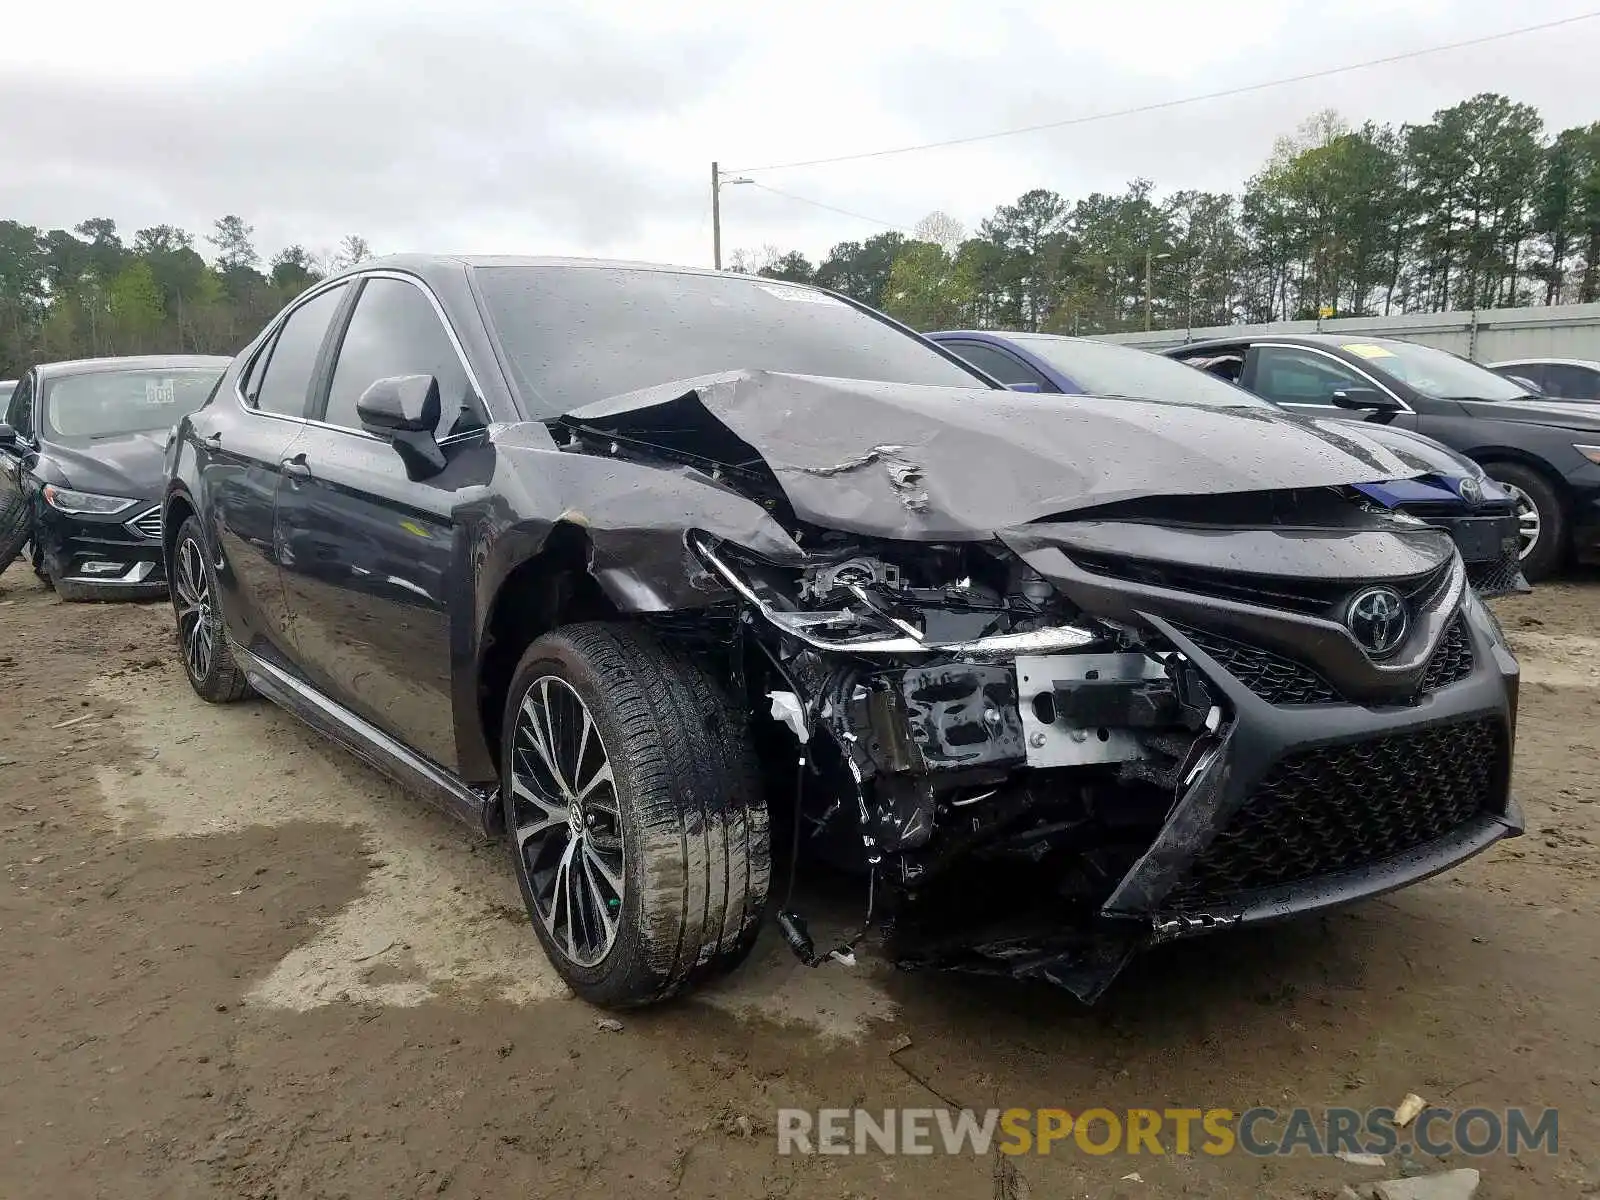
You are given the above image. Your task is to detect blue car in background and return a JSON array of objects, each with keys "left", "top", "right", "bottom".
[{"left": 929, "top": 330, "right": 1528, "bottom": 597}]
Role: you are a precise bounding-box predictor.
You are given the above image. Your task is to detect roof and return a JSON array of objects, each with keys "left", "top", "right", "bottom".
[
  {"left": 35, "top": 354, "right": 233, "bottom": 380},
  {"left": 331, "top": 252, "right": 764, "bottom": 287},
  {"left": 1174, "top": 332, "right": 1370, "bottom": 353},
  {"left": 1487, "top": 356, "right": 1600, "bottom": 368}
]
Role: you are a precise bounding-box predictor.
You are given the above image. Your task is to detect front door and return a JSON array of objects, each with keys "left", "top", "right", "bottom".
[
  {"left": 1, "top": 373, "right": 39, "bottom": 534},
  {"left": 274, "top": 274, "right": 490, "bottom": 772}
]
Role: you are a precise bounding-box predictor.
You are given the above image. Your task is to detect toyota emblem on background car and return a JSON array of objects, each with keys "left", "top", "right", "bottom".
[{"left": 1346, "top": 586, "right": 1409, "bottom": 656}]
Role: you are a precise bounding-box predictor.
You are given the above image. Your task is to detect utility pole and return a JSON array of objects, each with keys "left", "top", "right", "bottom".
[
  {"left": 1143, "top": 249, "right": 1153, "bottom": 331},
  {"left": 1144, "top": 249, "right": 1172, "bottom": 331},
  {"left": 711, "top": 161, "right": 722, "bottom": 270},
  {"left": 710, "top": 162, "right": 752, "bottom": 270}
]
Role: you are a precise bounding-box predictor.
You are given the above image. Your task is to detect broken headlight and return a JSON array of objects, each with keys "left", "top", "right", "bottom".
[{"left": 688, "top": 531, "right": 1099, "bottom": 660}]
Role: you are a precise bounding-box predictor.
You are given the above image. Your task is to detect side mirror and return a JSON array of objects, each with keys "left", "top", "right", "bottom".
[
  {"left": 356, "top": 375, "right": 445, "bottom": 478},
  {"left": 1331, "top": 386, "right": 1402, "bottom": 413},
  {"left": 0, "top": 422, "right": 15, "bottom": 448},
  {"left": 357, "top": 374, "right": 441, "bottom": 433},
  {"left": 1007, "top": 381, "right": 1043, "bottom": 394}
]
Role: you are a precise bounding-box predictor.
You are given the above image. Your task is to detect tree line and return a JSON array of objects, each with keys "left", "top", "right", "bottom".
[
  {"left": 5, "top": 91, "right": 1599, "bottom": 378},
  {"left": 0, "top": 216, "right": 369, "bottom": 378},
  {"left": 733, "top": 93, "right": 1600, "bottom": 335}
]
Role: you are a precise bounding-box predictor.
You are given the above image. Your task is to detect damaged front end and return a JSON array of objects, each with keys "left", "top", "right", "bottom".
[
  {"left": 549, "top": 371, "right": 1524, "bottom": 1002},
  {"left": 684, "top": 507, "right": 1521, "bottom": 1003}
]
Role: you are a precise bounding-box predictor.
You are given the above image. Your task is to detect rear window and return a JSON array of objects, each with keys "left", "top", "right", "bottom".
[
  {"left": 474, "top": 265, "right": 989, "bottom": 417},
  {"left": 42, "top": 369, "right": 222, "bottom": 444},
  {"left": 1009, "top": 335, "right": 1272, "bottom": 408}
]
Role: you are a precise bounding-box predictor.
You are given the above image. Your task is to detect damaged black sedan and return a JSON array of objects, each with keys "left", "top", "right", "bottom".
[{"left": 162, "top": 257, "right": 1523, "bottom": 1008}]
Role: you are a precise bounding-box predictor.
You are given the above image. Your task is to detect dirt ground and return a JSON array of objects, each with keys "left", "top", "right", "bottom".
[{"left": 1, "top": 560, "right": 1597, "bottom": 1200}]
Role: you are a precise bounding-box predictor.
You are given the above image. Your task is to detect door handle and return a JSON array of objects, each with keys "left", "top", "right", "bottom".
[
  {"left": 280, "top": 452, "right": 311, "bottom": 479},
  {"left": 200, "top": 431, "right": 222, "bottom": 448}
]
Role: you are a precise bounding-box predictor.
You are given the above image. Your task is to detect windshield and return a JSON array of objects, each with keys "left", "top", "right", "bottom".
[
  {"left": 0, "top": 382, "right": 14, "bottom": 407},
  {"left": 1007, "top": 334, "right": 1273, "bottom": 408},
  {"left": 1340, "top": 340, "right": 1531, "bottom": 401},
  {"left": 474, "top": 265, "right": 991, "bottom": 417},
  {"left": 42, "top": 369, "right": 222, "bottom": 444}
]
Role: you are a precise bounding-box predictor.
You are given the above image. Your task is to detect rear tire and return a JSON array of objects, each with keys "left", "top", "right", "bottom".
[
  {"left": 501, "top": 622, "right": 769, "bottom": 1008},
  {"left": 170, "top": 516, "right": 251, "bottom": 703},
  {"left": 0, "top": 491, "right": 30, "bottom": 574},
  {"left": 1483, "top": 461, "right": 1564, "bottom": 582}
]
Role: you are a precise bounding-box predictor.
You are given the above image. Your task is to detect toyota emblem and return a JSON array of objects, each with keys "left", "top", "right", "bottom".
[
  {"left": 1457, "top": 475, "right": 1483, "bottom": 503},
  {"left": 1346, "top": 587, "right": 1409, "bottom": 657}
]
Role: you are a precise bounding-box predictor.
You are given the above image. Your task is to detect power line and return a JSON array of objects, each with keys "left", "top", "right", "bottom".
[
  {"left": 743, "top": 181, "right": 910, "bottom": 232},
  {"left": 730, "top": 11, "right": 1600, "bottom": 174}
]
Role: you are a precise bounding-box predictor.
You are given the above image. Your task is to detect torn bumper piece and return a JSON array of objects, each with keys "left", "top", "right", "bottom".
[
  {"left": 702, "top": 524, "right": 1522, "bottom": 1004},
  {"left": 896, "top": 607, "right": 1521, "bottom": 1003}
]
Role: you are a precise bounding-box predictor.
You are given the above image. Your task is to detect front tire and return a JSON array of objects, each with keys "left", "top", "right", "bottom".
[
  {"left": 0, "top": 491, "right": 30, "bottom": 574},
  {"left": 501, "top": 623, "right": 769, "bottom": 1008},
  {"left": 170, "top": 516, "right": 251, "bottom": 703},
  {"left": 1484, "top": 461, "right": 1564, "bottom": 582}
]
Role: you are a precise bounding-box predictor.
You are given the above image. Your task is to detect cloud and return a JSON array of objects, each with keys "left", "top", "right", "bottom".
[
  {"left": 0, "top": 5, "right": 743, "bottom": 259},
  {"left": 1, "top": 0, "right": 1597, "bottom": 269}
]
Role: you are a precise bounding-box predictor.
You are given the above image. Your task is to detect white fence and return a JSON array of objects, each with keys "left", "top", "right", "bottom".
[{"left": 1098, "top": 302, "right": 1600, "bottom": 362}]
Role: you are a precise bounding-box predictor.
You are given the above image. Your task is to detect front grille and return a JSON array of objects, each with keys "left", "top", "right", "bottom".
[
  {"left": 1178, "top": 627, "right": 1339, "bottom": 705},
  {"left": 1165, "top": 717, "right": 1503, "bottom": 906},
  {"left": 1466, "top": 548, "right": 1524, "bottom": 598},
  {"left": 1420, "top": 616, "right": 1474, "bottom": 692},
  {"left": 128, "top": 507, "right": 162, "bottom": 541}
]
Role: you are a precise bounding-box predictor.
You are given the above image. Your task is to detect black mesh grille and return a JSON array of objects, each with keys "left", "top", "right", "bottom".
[
  {"left": 1178, "top": 627, "right": 1339, "bottom": 705},
  {"left": 1165, "top": 717, "right": 1503, "bottom": 906},
  {"left": 1420, "top": 616, "right": 1474, "bottom": 692},
  {"left": 1466, "top": 549, "right": 1524, "bottom": 598}
]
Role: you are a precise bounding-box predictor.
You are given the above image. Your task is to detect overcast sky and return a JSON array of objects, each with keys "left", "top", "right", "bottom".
[{"left": 3, "top": 1, "right": 1598, "bottom": 271}]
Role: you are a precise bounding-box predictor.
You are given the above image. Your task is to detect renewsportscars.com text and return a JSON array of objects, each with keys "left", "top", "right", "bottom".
[{"left": 776, "top": 1106, "right": 1558, "bottom": 1157}]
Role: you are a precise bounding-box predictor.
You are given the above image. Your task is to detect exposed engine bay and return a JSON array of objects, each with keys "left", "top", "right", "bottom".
[{"left": 542, "top": 370, "right": 1523, "bottom": 1002}]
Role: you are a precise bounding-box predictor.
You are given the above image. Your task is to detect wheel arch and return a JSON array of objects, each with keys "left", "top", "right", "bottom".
[
  {"left": 1463, "top": 445, "right": 1571, "bottom": 498},
  {"left": 474, "top": 521, "right": 622, "bottom": 785},
  {"left": 162, "top": 487, "right": 198, "bottom": 577}
]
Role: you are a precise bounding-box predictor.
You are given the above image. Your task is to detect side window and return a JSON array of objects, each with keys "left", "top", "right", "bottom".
[
  {"left": 252, "top": 285, "right": 348, "bottom": 417},
  {"left": 1252, "top": 347, "right": 1368, "bottom": 404},
  {"left": 5, "top": 374, "right": 34, "bottom": 440},
  {"left": 1544, "top": 363, "right": 1600, "bottom": 399},
  {"left": 945, "top": 341, "right": 1053, "bottom": 390},
  {"left": 1500, "top": 363, "right": 1546, "bottom": 392},
  {"left": 322, "top": 277, "right": 484, "bottom": 438}
]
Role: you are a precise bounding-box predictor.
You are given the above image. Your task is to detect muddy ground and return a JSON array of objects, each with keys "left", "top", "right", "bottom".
[{"left": 0, "top": 560, "right": 1596, "bottom": 1199}]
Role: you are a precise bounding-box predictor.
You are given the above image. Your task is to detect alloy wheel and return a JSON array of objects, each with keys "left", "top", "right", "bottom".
[
  {"left": 173, "top": 536, "right": 215, "bottom": 681},
  {"left": 1497, "top": 481, "right": 1541, "bottom": 561},
  {"left": 509, "top": 676, "right": 626, "bottom": 968}
]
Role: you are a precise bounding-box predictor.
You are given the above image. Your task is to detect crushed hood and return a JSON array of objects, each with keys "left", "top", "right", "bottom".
[{"left": 556, "top": 370, "right": 1421, "bottom": 541}]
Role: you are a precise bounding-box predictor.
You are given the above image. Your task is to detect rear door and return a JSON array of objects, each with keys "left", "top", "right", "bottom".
[
  {"left": 273, "top": 272, "right": 490, "bottom": 771},
  {"left": 199, "top": 282, "right": 351, "bottom": 658}
]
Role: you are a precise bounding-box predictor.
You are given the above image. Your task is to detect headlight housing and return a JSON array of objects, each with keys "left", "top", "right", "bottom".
[
  {"left": 1574, "top": 444, "right": 1600, "bottom": 467},
  {"left": 42, "top": 485, "right": 139, "bottom": 516}
]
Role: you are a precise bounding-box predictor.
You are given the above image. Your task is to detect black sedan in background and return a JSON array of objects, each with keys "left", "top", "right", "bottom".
[
  {"left": 1165, "top": 334, "right": 1600, "bottom": 580},
  {"left": 931, "top": 331, "right": 1526, "bottom": 597},
  {"left": 0, "top": 355, "right": 229, "bottom": 598}
]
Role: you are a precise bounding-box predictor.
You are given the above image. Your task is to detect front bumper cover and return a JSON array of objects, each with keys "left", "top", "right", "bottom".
[
  {"left": 36, "top": 502, "right": 167, "bottom": 596},
  {"left": 886, "top": 549, "right": 1522, "bottom": 1003}
]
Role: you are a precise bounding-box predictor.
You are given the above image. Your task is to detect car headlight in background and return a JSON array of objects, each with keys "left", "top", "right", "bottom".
[
  {"left": 1574, "top": 444, "right": 1600, "bottom": 466},
  {"left": 41, "top": 485, "right": 139, "bottom": 515}
]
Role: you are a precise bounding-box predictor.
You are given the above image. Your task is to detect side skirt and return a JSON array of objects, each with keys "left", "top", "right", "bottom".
[{"left": 230, "top": 640, "right": 497, "bottom": 837}]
